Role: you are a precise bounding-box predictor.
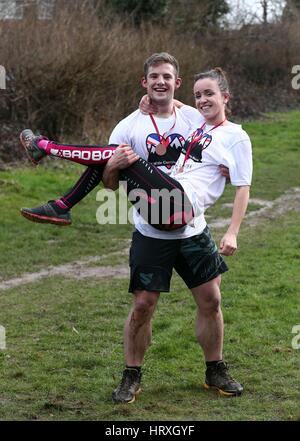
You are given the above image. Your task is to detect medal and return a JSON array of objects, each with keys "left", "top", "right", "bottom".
[
  {"left": 181, "top": 119, "right": 227, "bottom": 170},
  {"left": 155, "top": 142, "right": 167, "bottom": 156},
  {"left": 149, "top": 108, "right": 177, "bottom": 156}
]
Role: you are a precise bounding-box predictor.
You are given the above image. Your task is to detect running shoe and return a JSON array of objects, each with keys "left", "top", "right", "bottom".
[
  {"left": 19, "top": 129, "right": 47, "bottom": 165},
  {"left": 204, "top": 361, "right": 243, "bottom": 396},
  {"left": 112, "top": 368, "right": 142, "bottom": 404},
  {"left": 20, "top": 200, "right": 72, "bottom": 226}
]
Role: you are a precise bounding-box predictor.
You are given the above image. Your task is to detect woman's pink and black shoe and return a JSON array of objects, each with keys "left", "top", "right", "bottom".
[
  {"left": 19, "top": 129, "right": 47, "bottom": 165},
  {"left": 20, "top": 201, "right": 72, "bottom": 226}
]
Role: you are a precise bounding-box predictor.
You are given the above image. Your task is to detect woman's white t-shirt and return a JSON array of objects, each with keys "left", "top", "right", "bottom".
[{"left": 172, "top": 121, "right": 252, "bottom": 228}]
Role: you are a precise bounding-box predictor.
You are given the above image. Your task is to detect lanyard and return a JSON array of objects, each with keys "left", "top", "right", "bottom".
[
  {"left": 181, "top": 118, "right": 226, "bottom": 169},
  {"left": 149, "top": 108, "right": 177, "bottom": 155}
]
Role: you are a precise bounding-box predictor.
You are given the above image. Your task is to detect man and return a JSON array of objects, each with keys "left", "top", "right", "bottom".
[{"left": 20, "top": 53, "right": 241, "bottom": 403}]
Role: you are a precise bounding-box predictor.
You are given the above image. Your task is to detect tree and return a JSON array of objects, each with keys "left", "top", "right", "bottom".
[
  {"left": 199, "top": 0, "right": 230, "bottom": 27},
  {"left": 261, "top": 0, "right": 268, "bottom": 23},
  {"left": 165, "top": 0, "right": 230, "bottom": 34},
  {"left": 105, "top": 0, "right": 230, "bottom": 29},
  {"left": 282, "top": 0, "right": 300, "bottom": 21},
  {"left": 106, "top": 0, "right": 168, "bottom": 25}
]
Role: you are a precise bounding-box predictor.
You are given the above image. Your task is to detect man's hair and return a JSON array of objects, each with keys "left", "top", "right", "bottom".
[{"left": 143, "top": 52, "right": 179, "bottom": 78}]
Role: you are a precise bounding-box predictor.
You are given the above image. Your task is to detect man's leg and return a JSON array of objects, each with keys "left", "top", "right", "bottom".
[
  {"left": 175, "top": 226, "right": 242, "bottom": 396},
  {"left": 112, "top": 230, "right": 176, "bottom": 404},
  {"left": 124, "top": 290, "right": 160, "bottom": 366},
  {"left": 191, "top": 276, "right": 223, "bottom": 362},
  {"left": 191, "top": 277, "right": 243, "bottom": 396},
  {"left": 112, "top": 290, "right": 160, "bottom": 404}
]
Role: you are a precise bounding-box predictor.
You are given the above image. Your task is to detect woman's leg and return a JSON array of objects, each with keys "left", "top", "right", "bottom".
[
  {"left": 20, "top": 163, "right": 108, "bottom": 225},
  {"left": 20, "top": 130, "right": 116, "bottom": 223},
  {"left": 37, "top": 138, "right": 117, "bottom": 166},
  {"left": 56, "top": 166, "right": 105, "bottom": 210},
  {"left": 21, "top": 133, "right": 194, "bottom": 230},
  {"left": 120, "top": 158, "right": 194, "bottom": 230}
]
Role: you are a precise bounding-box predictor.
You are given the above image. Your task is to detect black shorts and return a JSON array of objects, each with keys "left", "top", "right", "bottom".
[{"left": 129, "top": 226, "right": 228, "bottom": 293}]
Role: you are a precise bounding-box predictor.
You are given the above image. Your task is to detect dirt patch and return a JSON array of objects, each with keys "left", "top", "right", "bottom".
[
  {"left": 209, "top": 187, "right": 300, "bottom": 229},
  {"left": 0, "top": 250, "right": 129, "bottom": 291}
]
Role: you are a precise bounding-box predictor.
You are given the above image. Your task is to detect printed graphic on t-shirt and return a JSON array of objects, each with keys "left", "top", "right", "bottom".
[
  {"left": 182, "top": 128, "right": 213, "bottom": 163},
  {"left": 146, "top": 133, "right": 185, "bottom": 169}
]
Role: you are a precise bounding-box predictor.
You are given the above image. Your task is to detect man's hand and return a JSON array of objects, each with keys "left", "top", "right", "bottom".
[
  {"left": 139, "top": 95, "right": 158, "bottom": 114},
  {"left": 219, "top": 164, "right": 230, "bottom": 182},
  {"left": 107, "top": 144, "right": 140, "bottom": 170},
  {"left": 219, "top": 232, "right": 237, "bottom": 256},
  {"left": 102, "top": 144, "right": 139, "bottom": 190}
]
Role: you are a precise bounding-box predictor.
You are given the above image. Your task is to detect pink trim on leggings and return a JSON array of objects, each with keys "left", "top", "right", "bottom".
[
  {"left": 37, "top": 140, "right": 116, "bottom": 166},
  {"left": 55, "top": 199, "right": 69, "bottom": 209},
  {"left": 38, "top": 139, "right": 49, "bottom": 150}
]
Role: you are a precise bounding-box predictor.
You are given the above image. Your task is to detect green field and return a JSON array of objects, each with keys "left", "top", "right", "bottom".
[{"left": 0, "top": 111, "right": 299, "bottom": 421}]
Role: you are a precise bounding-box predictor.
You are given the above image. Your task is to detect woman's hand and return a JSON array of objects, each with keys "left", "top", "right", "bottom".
[
  {"left": 219, "top": 232, "right": 237, "bottom": 256},
  {"left": 219, "top": 186, "right": 250, "bottom": 255},
  {"left": 219, "top": 164, "right": 230, "bottom": 182},
  {"left": 139, "top": 95, "right": 158, "bottom": 114}
]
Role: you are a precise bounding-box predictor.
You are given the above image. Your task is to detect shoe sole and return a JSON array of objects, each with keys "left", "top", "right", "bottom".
[
  {"left": 19, "top": 132, "right": 39, "bottom": 166},
  {"left": 112, "top": 387, "right": 142, "bottom": 404},
  {"left": 20, "top": 209, "right": 72, "bottom": 226},
  {"left": 203, "top": 383, "right": 242, "bottom": 397}
]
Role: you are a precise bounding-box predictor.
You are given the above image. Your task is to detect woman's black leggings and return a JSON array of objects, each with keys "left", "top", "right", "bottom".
[
  {"left": 120, "top": 158, "right": 194, "bottom": 230},
  {"left": 43, "top": 141, "right": 194, "bottom": 230}
]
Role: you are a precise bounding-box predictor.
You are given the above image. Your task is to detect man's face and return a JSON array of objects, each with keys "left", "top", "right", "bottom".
[{"left": 141, "top": 63, "right": 182, "bottom": 105}]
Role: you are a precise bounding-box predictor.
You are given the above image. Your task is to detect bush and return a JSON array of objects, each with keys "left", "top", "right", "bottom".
[{"left": 0, "top": 2, "right": 300, "bottom": 163}]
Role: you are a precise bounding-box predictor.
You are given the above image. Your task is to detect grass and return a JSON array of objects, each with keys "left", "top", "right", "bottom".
[
  {"left": 206, "top": 109, "right": 300, "bottom": 218},
  {"left": 0, "top": 110, "right": 300, "bottom": 421}
]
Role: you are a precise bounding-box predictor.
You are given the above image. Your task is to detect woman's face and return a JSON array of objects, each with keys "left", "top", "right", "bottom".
[{"left": 193, "top": 77, "right": 229, "bottom": 124}]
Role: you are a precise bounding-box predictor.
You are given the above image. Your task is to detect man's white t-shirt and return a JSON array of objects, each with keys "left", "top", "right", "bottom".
[
  {"left": 109, "top": 105, "right": 206, "bottom": 239},
  {"left": 172, "top": 122, "right": 253, "bottom": 226}
]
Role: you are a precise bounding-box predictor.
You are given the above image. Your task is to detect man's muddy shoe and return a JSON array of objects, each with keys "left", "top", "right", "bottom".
[
  {"left": 20, "top": 129, "right": 47, "bottom": 165},
  {"left": 204, "top": 361, "right": 243, "bottom": 397},
  {"left": 20, "top": 200, "right": 72, "bottom": 226},
  {"left": 112, "top": 368, "right": 142, "bottom": 404}
]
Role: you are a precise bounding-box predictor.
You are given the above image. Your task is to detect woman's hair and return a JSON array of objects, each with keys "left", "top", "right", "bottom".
[{"left": 194, "top": 67, "right": 231, "bottom": 116}]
